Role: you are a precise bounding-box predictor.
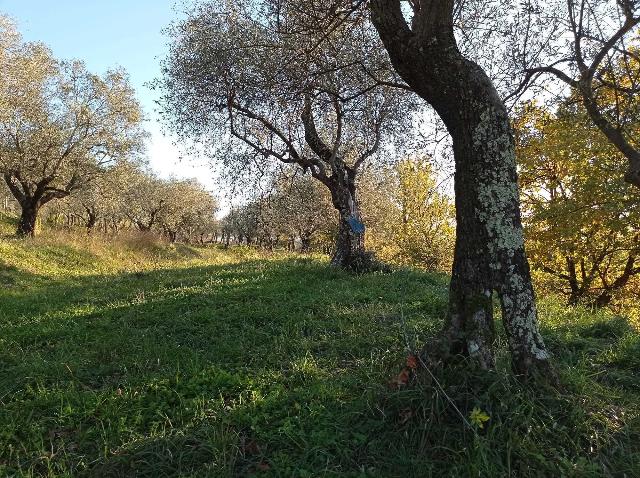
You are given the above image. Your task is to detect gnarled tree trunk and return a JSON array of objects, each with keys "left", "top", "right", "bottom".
[
  {"left": 17, "top": 200, "right": 39, "bottom": 237},
  {"left": 300, "top": 95, "right": 373, "bottom": 271},
  {"left": 327, "top": 171, "right": 367, "bottom": 269},
  {"left": 371, "top": 0, "right": 553, "bottom": 379},
  {"left": 4, "top": 173, "right": 72, "bottom": 238}
]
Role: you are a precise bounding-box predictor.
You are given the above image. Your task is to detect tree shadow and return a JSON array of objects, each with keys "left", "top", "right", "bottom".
[
  {"left": 2, "top": 255, "right": 638, "bottom": 476},
  {"left": 1, "top": 257, "right": 451, "bottom": 474}
]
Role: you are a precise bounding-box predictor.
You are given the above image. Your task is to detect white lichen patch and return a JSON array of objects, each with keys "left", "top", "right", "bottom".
[
  {"left": 501, "top": 270, "right": 551, "bottom": 361},
  {"left": 472, "top": 106, "right": 525, "bottom": 258},
  {"left": 463, "top": 104, "right": 551, "bottom": 366}
]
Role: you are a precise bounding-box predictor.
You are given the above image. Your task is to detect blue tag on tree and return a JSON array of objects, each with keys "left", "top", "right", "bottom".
[{"left": 347, "top": 216, "right": 365, "bottom": 234}]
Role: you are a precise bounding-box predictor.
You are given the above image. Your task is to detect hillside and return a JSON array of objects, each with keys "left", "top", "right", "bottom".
[{"left": 0, "top": 228, "right": 639, "bottom": 477}]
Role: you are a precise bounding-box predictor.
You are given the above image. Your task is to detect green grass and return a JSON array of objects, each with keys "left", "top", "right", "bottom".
[{"left": 0, "top": 229, "right": 639, "bottom": 477}]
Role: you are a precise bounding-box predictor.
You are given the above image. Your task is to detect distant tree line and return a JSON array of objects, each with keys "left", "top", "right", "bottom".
[{"left": 1, "top": 161, "right": 219, "bottom": 244}]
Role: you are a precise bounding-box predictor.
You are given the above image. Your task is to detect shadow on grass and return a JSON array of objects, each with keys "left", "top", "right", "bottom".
[
  {"left": 1, "top": 255, "right": 638, "bottom": 476},
  {"left": 1, "top": 256, "right": 454, "bottom": 476},
  {"left": 1, "top": 258, "right": 448, "bottom": 392}
]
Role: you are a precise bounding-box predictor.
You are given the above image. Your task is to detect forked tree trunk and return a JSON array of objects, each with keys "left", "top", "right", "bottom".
[
  {"left": 300, "top": 94, "right": 371, "bottom": 270},
  {"left": 371, "top": 0, "right": 553, "bottom": 379},
  {"left": 445, "top": 104, "right": 550, "bottom": 375}
]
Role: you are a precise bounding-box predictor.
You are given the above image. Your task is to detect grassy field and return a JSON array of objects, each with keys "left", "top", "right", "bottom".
[{"left": 1, "top": 219, "right": 639, "bottom": 477}]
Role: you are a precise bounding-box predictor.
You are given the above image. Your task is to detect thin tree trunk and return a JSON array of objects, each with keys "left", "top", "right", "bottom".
[
  {"left": 86, "top": 211, "right": 98, "bottom": 233},
  {"left": 300, "top": 234, "right": 312, "bottom": 252},
  {"left": 371, "top": 0, "right": 553, "bottom": 379}
]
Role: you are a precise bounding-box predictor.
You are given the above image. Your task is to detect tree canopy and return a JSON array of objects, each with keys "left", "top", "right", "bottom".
[
  {"left": 516, "top": 98, "right": 640, "bottom": 307},
  {"left": 0, "top": 17, "right": 146, "bottom": 236},
  {"left": 158, "top": 1, "right": 418, "bottom": 268}
]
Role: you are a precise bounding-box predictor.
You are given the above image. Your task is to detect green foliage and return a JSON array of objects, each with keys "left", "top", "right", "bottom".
[
  {"left": 1, "top": 233, "right": 638, "bottom": 476},
  {"left": 221, "top": 173, "right": 336, "bottom": 251},
  {"left": 41, "top": 164, "right": 220, "bottom": 243},
  {"left": 0, "top": 17, "right": 146, "bottom": 234}
]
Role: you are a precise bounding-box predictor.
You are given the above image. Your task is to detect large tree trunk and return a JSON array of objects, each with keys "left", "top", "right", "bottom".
[
  {"left": 328, "top": 175, "right": 367, "bottom": 269},
  {"left": 444, "top": 97, "right": 551, "bottom": 375},
  {"left": 17, "top": 200, "right": 39, "bottom": 237},
  {"left": 371, "top": 0, "right": 553, "bottom": 379}
]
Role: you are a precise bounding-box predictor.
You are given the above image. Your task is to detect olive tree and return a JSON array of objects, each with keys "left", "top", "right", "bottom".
[
  {"left": 156, "top": 179, "right": 219, "bottom": 243},
  {"left": 270, "top": 173, "right": 336, "bottom": 252},
  {"left": 0, "top": 18, "right": 145, "bottom": 237},
  {"left": 248, "top": 173, "right": 336, "bottom": 250},
  {"left": 1, "top": 178, "right": 17, "bottom": 214},
  {"left": 121, "top": 171, "right": 171, "bottom": 233},
  {"left": 221, "top": 203, "right": 262, "bottom": 246},
  {"left": 121, "top": 171, "right": 218, "bottom": 241},
  {"left": 158, "top": 1, "right": 416, "bottom": 269},
  {"left": 253, "top": 0, "right": 554, "bottom": 378},
  {"left": 511, "top": 0, "right": 640, "bottom": 188},
  {"left": 59, "top": 162, "right": 136, "bottom": 232}
]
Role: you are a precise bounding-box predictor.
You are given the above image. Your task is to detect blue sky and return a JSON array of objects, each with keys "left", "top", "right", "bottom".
[{"left": 0, "top": 0, "right": 217, "bottom": 190}]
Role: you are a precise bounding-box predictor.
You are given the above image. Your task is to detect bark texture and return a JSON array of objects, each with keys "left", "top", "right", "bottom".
[
  {"left": 370, "top": 0, "right": 553, "bottom": 378},
  {"left": 4, "top": 173, "right": 69, "bottom": 238},
  {"left": 327, "top": 172, "right": 367, "bottom": 269},
  {"left": 301, "top": 97, "right": 372, "bottom": 271},
  {"left": 17, "top": 201, "right": 39, "bottom": 237}
]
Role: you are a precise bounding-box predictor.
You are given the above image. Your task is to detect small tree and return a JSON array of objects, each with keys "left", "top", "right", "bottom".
[
  {"left": 221, "top": 204, "right": 262, "bottom": 246},
  {"left": 61, "top": 162, "right": 135, "bottom": 233},
  {"left": 156, "top": 179, "right": 219, "bottom": 243},
  {"left": 267, "top": 173, "right": 335, "bottom": 252},
  {"left": 121, "top": 171, "right": 171, "bottom": 233},
  {"left": 0, "top": 18, "right": 145, "bottom": 237},
  {"left": 0, "top": 178, "right": 17, "bottom": 214},
  {"left": 361, "top": 160, "right": 455, "bottom": 271}
]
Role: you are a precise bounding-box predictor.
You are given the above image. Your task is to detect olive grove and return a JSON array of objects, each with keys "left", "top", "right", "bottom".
[{"left": 0, "top": 17, "right": 146, "bottom": 237}]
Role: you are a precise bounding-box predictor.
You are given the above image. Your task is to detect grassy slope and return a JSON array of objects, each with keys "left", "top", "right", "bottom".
[{"left": 1, "top": 220, "right": 639, "bottom": 477}]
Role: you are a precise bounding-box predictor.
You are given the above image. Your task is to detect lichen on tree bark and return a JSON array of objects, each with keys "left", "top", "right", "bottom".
[{"left": 370, "top": 0, "right": 555, "bottom": 380}]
